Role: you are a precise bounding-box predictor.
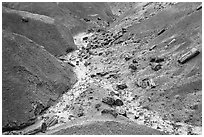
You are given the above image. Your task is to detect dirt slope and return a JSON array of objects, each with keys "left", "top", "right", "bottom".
[
  {"left": 2, "top": 30, "right": 77, "bottom": 132},
  {"left": 2, "top": 2, "right": 114, "bottom": 35},
  {"left": 2, "top": 2, "right": 114, "bottom": 133},
  {"left": 2, "top": 7, "right": 76, "bottom": 57},
  {"left": 53, "top": 120, "right": 166, "bottom": 135}
]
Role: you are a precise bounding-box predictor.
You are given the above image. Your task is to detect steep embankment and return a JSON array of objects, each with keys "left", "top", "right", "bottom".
[{"left": 2, "top": 30, "right": 77, "bottom": 132}]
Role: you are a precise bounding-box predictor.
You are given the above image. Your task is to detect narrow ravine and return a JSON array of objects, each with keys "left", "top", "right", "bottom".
[
  {"left": 6, "top": 31, "right": 201, "bottom": 135},
  {"left": 2, "top": 2, "right": 202, "bottom": 136},
  {"left": 42, "top": 31, "right": 201, "bottom": 135},
  {"left": 42, "top": 32, "right": 94, "bottom": 122},
  {"left": 45, "top": 31, "right": 201, "bottom": 135}
]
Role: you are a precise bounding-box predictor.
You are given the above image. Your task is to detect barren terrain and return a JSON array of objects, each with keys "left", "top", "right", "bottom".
[{"left": 2, "top": 2, "right": 202, "bottom": 135}]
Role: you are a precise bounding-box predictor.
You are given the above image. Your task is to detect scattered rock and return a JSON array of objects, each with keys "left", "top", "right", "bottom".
[
  {"left": 84, "top": 18, "right": 90, "bottom": 22},
  {"left": 137, "top": 78, "right": 156, "bottom": 89},
  {"left": 114, "top": 99, "right": 124, "bottom": 106},
  {"left": 41, "top": 122, "right": 47, "bottom": 133},
  {"left": 102, "top": 97, "right": 115, "bottom": 106},
  {"left": 150, "top": 57, "right": 165, "bottom": 63},
  {"left": 151, "top": 63, "right": 162, "bottom": 71},
  {"left": 45, "top": 115, "right": 59, "bottom": 127},
  {"left": 21, "top": 17, "right": 29, "bottom": 23},
  {"left": 117, "top": 84, "right": 128, "bottom": 90},
  {"left": 178, "top": 48, "right": 200, "bottom": 64},
  {"left": 124, "top": 55, "right": 132, "bottom": 61},
  {"left": 83, "top": 37, "right": 88, "bottom": 41},
  {"left": 196, "top": 4, "right": 202, "bottom": 11},
  {"left": 135, "top": 115, "right": 140, "bottom": 120},
  {"left": 132, "top": 59, "right": 138, "bottom": 63},
  {"left": 95, "top": 103, "right": 101, "bottom": 111},
  {"left": 129, "top": 64, "right": 137, "bottom": 71},
  {"left": 101, "top": 109, "right": 118, "bottom": 118},
  {"left": 157, "top": 28, "right": 166, "bottom": 36},
  {"left": 96, "top": 72, "right": 109, "bottom": 77},
  {"left": 84, "top": 61, "right": 91, "bottom": 67}
]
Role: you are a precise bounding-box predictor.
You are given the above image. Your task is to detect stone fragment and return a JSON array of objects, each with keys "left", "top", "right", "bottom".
[
  {"left": 178, "top": 48, "right": 200, "bottom": 64},
  {"left": 150, "top": 57, "right": 164, "bottom": 63},
  {"left": 117, "top": 84, "right": 128, "bottom": 90},
  {"left": 196, "top": 4, "right": 202, "bottom": 10},
  {"left": 114, "top": 99, "right": 124, "bottom": 106},
  {"left": 129, "top": 64, "right": 137, "bottom": 71},
  {"left": 102, "top": 97, "right": 115, "bottom": 106},
  {"left": 132, "top": 59, "right": 138, "bottom": 63},
  {"left": 96, "top": 72, "right": 109, "bottom": 77},
  {"left": 45, "top": 115, "right": 59, "bottom": 127},
  {"left": 95, "top": 103, "right": 101, "bottom": 111},
  {"left": 101, "top": 109, "right": 118, "bottom": 118},
  {"left": 41, "top": 122, "right": 47, "bottom": 133},
  {"left": 151, "top": 63, "right": 162, "bottom": 71},
  {"left": 21, "top": 17, "right": 29, "bottom": 23},
  {"left": 137, "top": 78, "right": 156, "bottom": 89},
  {"left": 82, "top": 37, "right": 88, "bottom": 41}
]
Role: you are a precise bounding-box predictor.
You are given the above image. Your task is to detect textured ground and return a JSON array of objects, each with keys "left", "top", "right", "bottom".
[
  {"left": 2, "top": 29, "right": 77, "bottom": 131},
  {"left": 2, "top": 2, "right": 202, "bottom": 135},
  {"left": 2, "top": 2, "right": 114, "bottom": 132},
  {"left": 2, "top": 2, "right": 114, "bottom": 35},
  {"left": 52, "top": 121, "right": 166, "bottom": 135}
]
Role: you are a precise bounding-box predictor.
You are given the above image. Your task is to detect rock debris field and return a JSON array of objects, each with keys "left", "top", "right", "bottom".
[{"left": 2, "top": 2, "right": 202, "bottom": 135}]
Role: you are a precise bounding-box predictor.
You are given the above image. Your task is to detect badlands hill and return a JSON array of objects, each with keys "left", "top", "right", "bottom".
[
  {"left": 2, "top": 2, "right": 202, "bottom": 135},
  {"left": 2, "top": 2, "right": 114, "bottom": 132}
]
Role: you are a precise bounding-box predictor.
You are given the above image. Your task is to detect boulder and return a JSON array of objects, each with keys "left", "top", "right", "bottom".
[
  {"left": 178, "top": 48, "right": 200, "bottom": 64},
  {"left": 114, "top": 99, "right": 124, "bottom": 106},
  {"left": 117, "top": 84, "right": 128, "bottom": 90},
  {"left": 101, "top": 109, "right": 118, "bottom": 118},
  {"left": 102, "top": 97, "right": 115, "bottom": 106}
]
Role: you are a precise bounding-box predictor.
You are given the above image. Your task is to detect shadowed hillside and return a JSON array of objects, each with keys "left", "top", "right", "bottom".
[
  {"left": 2, "top": 2, "right": 115, "bottom": 132},
  {"left": 2, "top": 30, "right": 77, "bottom": 132}
]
